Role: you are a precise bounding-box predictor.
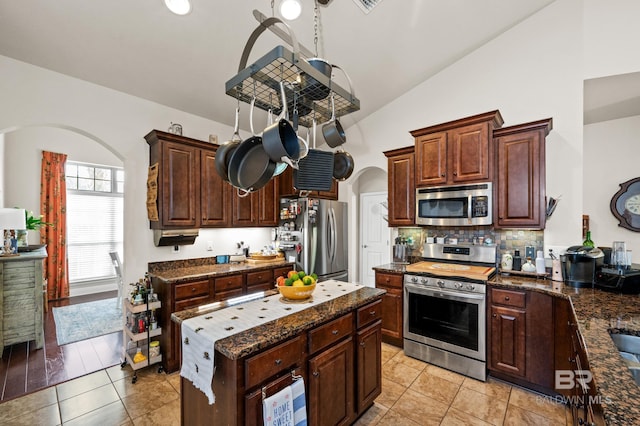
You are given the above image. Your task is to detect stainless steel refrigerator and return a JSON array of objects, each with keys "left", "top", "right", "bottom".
[{"left": 280, "top": 198, "right": 348, "bottom": 282}]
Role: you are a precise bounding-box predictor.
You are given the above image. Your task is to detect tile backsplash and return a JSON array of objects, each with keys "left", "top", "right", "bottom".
[{"left": 395, "top": 227, "right": 544, "bottom": 263}]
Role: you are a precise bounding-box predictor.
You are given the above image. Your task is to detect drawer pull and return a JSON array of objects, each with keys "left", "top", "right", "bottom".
[
  {"left": 369, "top": 310, "right": 376, "bottom": 316},
  {"left": 385, "top": 278, "right": 390, "bottom": 283},
  {"left": 275, "top": 359, "right": 282, "bottom": 366},
  {"left": 332, "top": 330, "right": 339, "bottom": 335},
  {"left": 504, "top": 296, "right": 510, "bottom": 301},
  {"left": 360, "top": 341, "right": 366, "bottom": 347}
]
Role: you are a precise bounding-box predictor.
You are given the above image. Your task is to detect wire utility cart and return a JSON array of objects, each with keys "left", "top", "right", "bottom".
[{"left": 121, "top": 297, "right": 163, "bottom": 383}]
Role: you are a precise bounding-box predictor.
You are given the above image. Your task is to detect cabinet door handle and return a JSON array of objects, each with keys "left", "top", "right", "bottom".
[
  {"left": 360, "top": 341, "right": 366, "bottom": 347},
  {"left": 492, "top": 313, "right": 497, "bottom": 318},
  {"left": 369, "top": 310, "right": 376, "bottom": 316},
  {"left": 275, "top": 359, "right": 282, "bottom": 366},
  {"left": 332, "top": 330, "right": 339, "bottom": 335},
  {"left": 312, "top": 371, "right": 319, "bottom": 377},
  {"left": 441, "top": 174, "right": 445, "bottom": 177},
  {"left": 504, "top": 296, "right": 510, "bottom": 301},
  {"left": 453, "top": 171, "right": 457, "bottom": 176}
]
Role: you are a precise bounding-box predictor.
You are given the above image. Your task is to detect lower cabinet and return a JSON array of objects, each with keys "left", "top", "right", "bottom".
[
  {"left": 181, "top": 298, "right": 383, "bottom": 425},
  {"left": 374, "top": 270, "right": 403, "bottom": 347},
  {"left": 487, "top": 287, "right": 554, "bottom": 390},
  {"left": 308, "top": 338, "right": 355, "bottom": 426}
]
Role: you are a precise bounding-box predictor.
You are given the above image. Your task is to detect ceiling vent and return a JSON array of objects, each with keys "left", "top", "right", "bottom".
[{"left": 352, "top": 0, "right": 384, "bottom": 14}]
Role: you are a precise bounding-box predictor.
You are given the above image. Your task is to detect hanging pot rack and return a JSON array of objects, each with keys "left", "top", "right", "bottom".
[{"left": 224, "top": 10, "right": 360, "bottom": 129}]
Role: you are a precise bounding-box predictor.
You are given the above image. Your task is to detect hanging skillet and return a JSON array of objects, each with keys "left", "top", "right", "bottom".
[
  {"left": 215, "top": 105, "right": 242, "bottom": 182},
  {"left": 322, "top": 93, "right": 346, "bottom": 148},
  {"left": 262, "top": 81, "right": 300, "bottom": 166},
  {"left": 227, "top": 96, "right": 276, "bottom": 192}
]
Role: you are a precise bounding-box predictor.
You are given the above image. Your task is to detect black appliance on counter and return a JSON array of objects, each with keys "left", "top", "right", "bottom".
[
  {"left": 595, "top": 264, "right": 640, "bottom": 294},
  {"left": 562, "top": 246, "right": 604, "bottom": 288}
]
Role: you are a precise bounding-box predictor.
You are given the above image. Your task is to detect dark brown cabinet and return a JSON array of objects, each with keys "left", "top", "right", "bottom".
[
  {"left": 146, "top": 129, "right": 279, "bottom": 229},
  {"left": 374, "top": 270, "right": 403, "bottom": 347},
  {"left": 180, "top": 297, "right": 383, "bottom": 425},
  {"left": 308, "top": 337, "right": 355, "bottom": 426},
  {"left": 494, "top": 118, "right": 552, "bottom": 229},
  {"left": 277, "top": 165, "right": 339, "bottom": 200},
  {"left": 201, "top": 148, "right": 231, "bottom": 227},
  {"left": 146, "top": 132, "right": 200, "bottom": 229},
  {"left": 383, "top": 147, "right": 415, "bottom": 227},
  {"left": 487, "top": 286, "right": 554, "bottom": 391},
  {"left": 410, "top": 110, "right": 503, "bottom": 187}
]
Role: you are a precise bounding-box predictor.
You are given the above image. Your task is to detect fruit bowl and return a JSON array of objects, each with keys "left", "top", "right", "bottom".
[{"left": 278, "top": 283, "right": 316, "bottom": 300}]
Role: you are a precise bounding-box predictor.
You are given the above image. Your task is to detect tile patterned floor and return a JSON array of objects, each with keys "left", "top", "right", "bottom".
[{"left": 0, "top": 343, "right": 571, "bottom": 425}]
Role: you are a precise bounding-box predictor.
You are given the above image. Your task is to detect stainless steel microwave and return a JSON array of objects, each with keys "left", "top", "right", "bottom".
[{"left": 415, "top": 182, "right": 492, "bottom": 226}]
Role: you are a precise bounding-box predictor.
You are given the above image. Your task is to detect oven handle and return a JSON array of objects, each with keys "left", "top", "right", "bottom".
[{"left": 405, "top": 283, "right": 485, "bottom": 303}]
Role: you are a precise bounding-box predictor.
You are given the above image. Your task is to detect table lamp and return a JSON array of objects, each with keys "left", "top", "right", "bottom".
[{"left": 1, "top": 208, "right": 26, "bottom": 255}]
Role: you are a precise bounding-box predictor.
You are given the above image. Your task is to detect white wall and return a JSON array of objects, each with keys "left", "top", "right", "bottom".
[
  {"left": 584, "top": 116, "right": 640, "bottom": 260},
  {"left": 0, "top": 56, "right": 272, "bottom": 286},
  {"left": 344, "top": 0, "right": 583, "bottom": 250}
]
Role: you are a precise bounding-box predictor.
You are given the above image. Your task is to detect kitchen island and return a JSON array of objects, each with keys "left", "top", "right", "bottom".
[
  {"left": 171, "top": 280, "right": 385, "bottom": 426},
  {"left": 148, "top": 257, "right": 295, "bottom": 372}
]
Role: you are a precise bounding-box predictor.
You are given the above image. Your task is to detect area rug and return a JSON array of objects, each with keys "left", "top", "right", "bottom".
[{"left": 53, "top": 298, "right": 122, "bottom": 345}]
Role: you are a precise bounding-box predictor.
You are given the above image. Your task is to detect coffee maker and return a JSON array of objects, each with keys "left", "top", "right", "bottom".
[
  {"left": 594, "top": 244, "right": 640, "bottom": 294},
  {"left": 561, "top": 246, "right": 604, "bottom": 288}
]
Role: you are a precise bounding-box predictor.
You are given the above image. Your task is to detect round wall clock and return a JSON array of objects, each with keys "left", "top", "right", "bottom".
[{"left": 610, "top": 177, "right": 640, "bottom": 232}]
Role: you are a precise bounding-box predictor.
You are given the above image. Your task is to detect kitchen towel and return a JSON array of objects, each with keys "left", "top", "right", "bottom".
[
  {"left": 181, "top": 280, "right": 363, "bottom": 404},
  {"left": 291, "top": 378, "right": 307, "bottom": 426},
  {"left": 263, "top": 385, "right": 294, "bottom": 426}
]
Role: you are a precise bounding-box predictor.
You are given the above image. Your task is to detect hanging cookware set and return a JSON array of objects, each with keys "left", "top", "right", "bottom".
[{"left": 219, "top": 15, "right": 357, "bottom": 193}]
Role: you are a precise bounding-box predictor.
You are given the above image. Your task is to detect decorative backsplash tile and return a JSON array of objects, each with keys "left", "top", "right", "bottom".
[{"left": 396, "top": 227, "right": 544, "bottom": 262}]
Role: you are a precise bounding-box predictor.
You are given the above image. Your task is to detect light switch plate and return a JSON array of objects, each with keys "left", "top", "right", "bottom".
[{"left": 206, "top": 241, "right": 214, "bottom": 251}]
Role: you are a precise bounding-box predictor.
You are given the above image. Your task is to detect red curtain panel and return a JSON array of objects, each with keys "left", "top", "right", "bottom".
[{"left": 40, "top": 151, "right": 69, "bottom": 300}]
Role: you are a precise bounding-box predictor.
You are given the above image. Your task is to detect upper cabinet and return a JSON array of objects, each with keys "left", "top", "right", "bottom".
[
  {"left": 145, "top": 130, "right": 277, "bottom": 229},
  {"left": 383, "top": 146, "right": 415, "bottom": 227},
  {"left": 494, "top": 118, "right": 552, "bottom": 229},
  {"left": 410, "top": 111, "right": 504, "bottom": 187}
]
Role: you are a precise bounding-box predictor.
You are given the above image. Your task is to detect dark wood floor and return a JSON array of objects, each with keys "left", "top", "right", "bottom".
[{"left": 0, "top": 291, "right": 123, "bottom": 402}]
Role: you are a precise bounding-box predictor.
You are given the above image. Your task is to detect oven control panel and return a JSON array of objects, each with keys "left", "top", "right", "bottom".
[{"left": 404, "top": 274, "right": 486, "bottom": 294}]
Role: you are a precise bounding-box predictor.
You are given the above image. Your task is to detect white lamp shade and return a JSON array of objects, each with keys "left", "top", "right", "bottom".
[
  {"left": 0, "top": 208, "right": 26, "bottom": 230},
  {"left": 280, "top": 0, "right": 302, "bottom": 20},
  {"left": 165, "top": 0, "right": 191, "bottom": 15}
]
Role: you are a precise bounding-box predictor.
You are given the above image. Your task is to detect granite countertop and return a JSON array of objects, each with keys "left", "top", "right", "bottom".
[
  {"left": 172, "top": 285, "right": 385, "bottom": 360},
  {"left": 372, "top": 263, "right": 409, "bottom": 274},
  {"left": 148, "top": 259, "right": 294, "bottom": 284},
  {"left": 490, "top": 274, "right": 640, "bottom": 425}
]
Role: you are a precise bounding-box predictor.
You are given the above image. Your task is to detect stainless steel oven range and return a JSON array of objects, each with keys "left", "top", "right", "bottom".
[{"left": 403, "top": 244, "right": 497, "bottom": 381}]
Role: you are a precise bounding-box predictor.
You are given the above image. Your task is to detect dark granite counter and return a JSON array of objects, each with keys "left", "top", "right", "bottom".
[
  {"left": 490, "top": 274, "right": 640, "bottom": 425},
  {"left": 148, "top": 258, "right": 294, "bottom": 284},
  {"left": 172, "top": 285, "right": 385, "bottom": 360},
  {"left": 372, "top": 263, "right": 408, "bottom": 274}
]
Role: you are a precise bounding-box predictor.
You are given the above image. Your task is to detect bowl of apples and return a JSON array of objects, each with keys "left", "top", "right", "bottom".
[{"left": 276, "top": 270, "right": 318, "bottom": 300}]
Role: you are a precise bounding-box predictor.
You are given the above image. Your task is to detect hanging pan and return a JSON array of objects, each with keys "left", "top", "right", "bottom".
[
  {"left": 262, "top": 81, "right": 300, "bottom": 165},
  {"left": 294, "top": 117, "right": 334, "bottom": 191},
  {"left": 215, "top": 105, "right": 242, "bottom": 182},
  {"left": 227, "top": 96, "right": 276, "bottom": 192},
  {"left": 322, "top": 93, "right": 346, "bottom": 148},
  {"left": 333, "top": 149, "right": 354, "bottom": 181}
]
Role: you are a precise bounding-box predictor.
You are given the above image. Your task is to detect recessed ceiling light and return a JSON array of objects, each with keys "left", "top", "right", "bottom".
[
  {"left": 165, "top": 0, "right": 192, "bottom": 16},
  {"left": 280, "top": 0, "right": 302, "bottom": 20}
]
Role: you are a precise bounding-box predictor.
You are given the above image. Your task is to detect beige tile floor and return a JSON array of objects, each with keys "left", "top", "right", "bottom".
[{"left": 0, "top": 343, "right": 571, "bottom": 425}]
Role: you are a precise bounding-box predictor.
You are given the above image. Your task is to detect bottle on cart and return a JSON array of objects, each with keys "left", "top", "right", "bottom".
[{"left": 150, "top": 309, "right": 158, "bottom": 330}]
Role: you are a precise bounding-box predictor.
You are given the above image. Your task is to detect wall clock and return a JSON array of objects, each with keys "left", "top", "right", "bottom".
[{"left": 610, "top": 177, "right": 640, "bottom": 232}]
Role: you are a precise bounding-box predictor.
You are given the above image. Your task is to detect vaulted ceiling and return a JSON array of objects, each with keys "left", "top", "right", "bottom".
[{"left": 1, "top": 1, "right": 635, "bottom": 130}]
